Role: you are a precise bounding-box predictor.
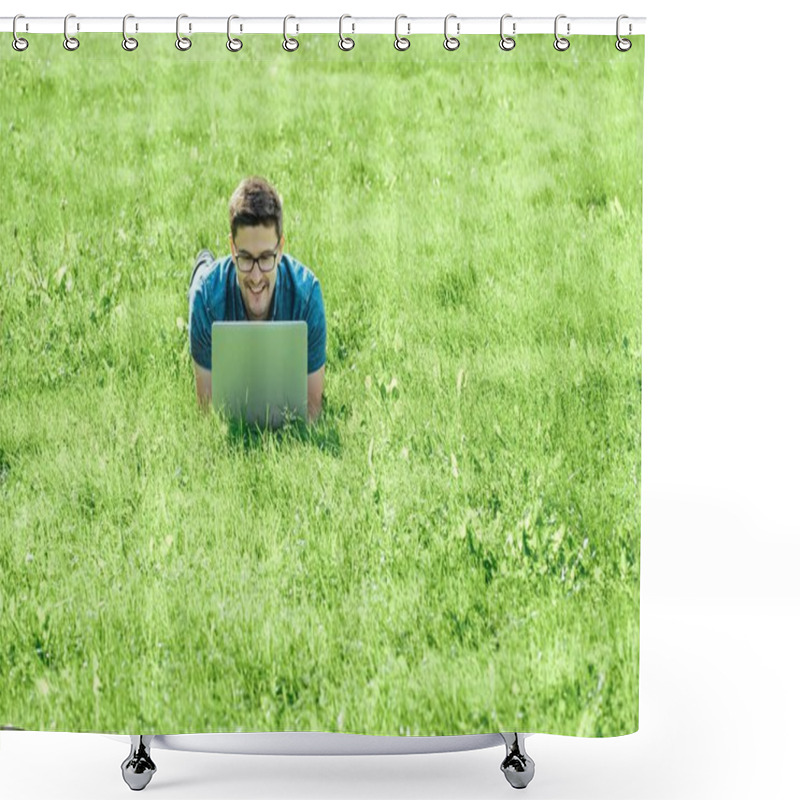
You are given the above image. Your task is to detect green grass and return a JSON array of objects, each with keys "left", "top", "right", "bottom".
[{"left": 0, "top": 34, "right": 643, "bottom": 735}]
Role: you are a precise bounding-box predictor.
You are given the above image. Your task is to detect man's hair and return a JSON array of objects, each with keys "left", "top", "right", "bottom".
[{"left": 228, "top": 176, "right": 283, "bottom": 242}]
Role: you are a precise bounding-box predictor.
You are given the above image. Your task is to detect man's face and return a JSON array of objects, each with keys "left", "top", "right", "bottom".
[{"left": 230, "top": 223, "right": 284, "bottom": 321}]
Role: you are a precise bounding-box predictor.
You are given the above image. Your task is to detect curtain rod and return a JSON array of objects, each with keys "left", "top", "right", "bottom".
[{"left": 1, "top": 16, "right": 645, "bottom": 37}]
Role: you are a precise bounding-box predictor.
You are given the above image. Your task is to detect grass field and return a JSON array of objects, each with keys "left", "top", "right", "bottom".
[{"left": 0, "top": 34, "right": 643, "bottom": 736}]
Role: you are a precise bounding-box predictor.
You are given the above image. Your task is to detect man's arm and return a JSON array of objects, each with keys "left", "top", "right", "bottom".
[
  {"left": 305, "top": 280, "right": 326, "bottom": 424},
  {"left": 189, "top": 270, "right": 213, "bottom": 410},
  {"left": 308, "top": 365, "right": 325, "bottom": 423},
  {"left": 194, "top": 361, "right": 212, "bottom": 408}
]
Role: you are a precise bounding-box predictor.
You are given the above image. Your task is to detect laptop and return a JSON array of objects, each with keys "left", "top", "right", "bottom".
[{"left": 211, "top": 321, "right": 307, "bottom": 429}]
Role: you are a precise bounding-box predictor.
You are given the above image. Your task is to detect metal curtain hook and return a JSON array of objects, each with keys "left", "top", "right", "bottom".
[
  {"left": 443, "top": 14, "right": 459, "bottom": 51},
  {"left": 227, "top": 15, "right": 243, "bottom": 51},
  {"left": 283, "top": 15, "right": 299, "bottom": 51},
  {"left": 175, "top": 14, "right": 192, "bottom": 50},
  {"left": 616, "top": 14, "right": 632, "bottom": 51},
  {"left": 339, "top": 14, "right": 354, "bottom": 51},
  {"left": 554, "top": 14, "right": 570, "bottom": 51},
  {"left": 12, "top": 14, "right": 29, "bottom": 51},
  {"left": 63, "top": 13, "right": 79, "bottom": 51},
  {"left": 499, "top": 14, "right": 515, "bottom": 51},
  {"left": 394, "top": 14, "right": 410, "bottom": 51},
  {"left": 122, "top": 14, "right": 138, "bottom": 51}
]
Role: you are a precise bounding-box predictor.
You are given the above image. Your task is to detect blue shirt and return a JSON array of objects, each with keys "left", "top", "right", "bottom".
[{"left": 188, "top": 253, "right": 326, "bottom": 373}]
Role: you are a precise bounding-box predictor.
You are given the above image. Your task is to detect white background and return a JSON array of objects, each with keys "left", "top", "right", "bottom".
[{"left": 2, "top": 0, "right": 799, "bottom": 798}]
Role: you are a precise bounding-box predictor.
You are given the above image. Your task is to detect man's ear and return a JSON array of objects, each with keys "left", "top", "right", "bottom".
[{"left": 228, "top": 233, "right": 235, "bottom": 258}]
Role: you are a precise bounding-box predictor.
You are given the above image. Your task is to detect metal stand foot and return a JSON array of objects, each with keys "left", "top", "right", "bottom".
[
  {"left": 500, "top": 732, "right": 535, "bottom": 789},
  {"left": 121, "top": 735, "right": 156, "bottom": 791}
]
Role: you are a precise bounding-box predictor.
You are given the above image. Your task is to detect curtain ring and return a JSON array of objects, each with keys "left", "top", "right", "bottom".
[
  {"left": 12, "top": 14, "right": 29, "bottom": 51},
  {"left": 63, "top": 13, "right": 79, "bottom": 51},
  {"left": 122, "top": 14, "right": 138, "bottom": 51},
  {"left": 443, "top": 14, "right": 459, "bottom": 51},
  {"left": 339, "top": 15, "right": 354, "bottom": 51},
  {"left": 283, "top": 15, "right": 299, "bottom": 51},
  {"left": 227, "top": 15, "right": 243, "bottom": 51},
  {"left": 554, "top": 14, "right": 570, "bottom": 51},
  {"left": 616, "top": 14, "right": 632, "bottom": 51},
  {"left": 499, "top": 14, "right": 515, "bottom": 51},
  {"left": 175, "top": 14, "right": 192, "bottom": 50},
  {"left": 394, "top": 14, "right": 410, "bottom": 51}
]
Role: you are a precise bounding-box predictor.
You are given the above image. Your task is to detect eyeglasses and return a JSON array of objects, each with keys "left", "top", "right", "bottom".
[{"left": 234, "top": 247, "right": 280, "bottom": 274}]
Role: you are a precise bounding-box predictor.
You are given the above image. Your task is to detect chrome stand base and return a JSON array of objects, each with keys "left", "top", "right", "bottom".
[
  {"left": 115, "top": 731, "right": 533, "bottom": 791},
  {"left": 500, "top": 732, "right": 535, "bottom": 789},
  {"left": 121, "top": 735, "right": 156, "bottom": 791}
]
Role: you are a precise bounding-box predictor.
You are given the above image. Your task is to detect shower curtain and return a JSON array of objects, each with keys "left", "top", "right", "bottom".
[{"left": 0, "top": 29, "right": 643, "bottom": 738}]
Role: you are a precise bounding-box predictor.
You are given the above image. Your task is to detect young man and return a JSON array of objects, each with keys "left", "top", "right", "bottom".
[{"left": 188, "top": 176, "right": 326, "bottom": 422}]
